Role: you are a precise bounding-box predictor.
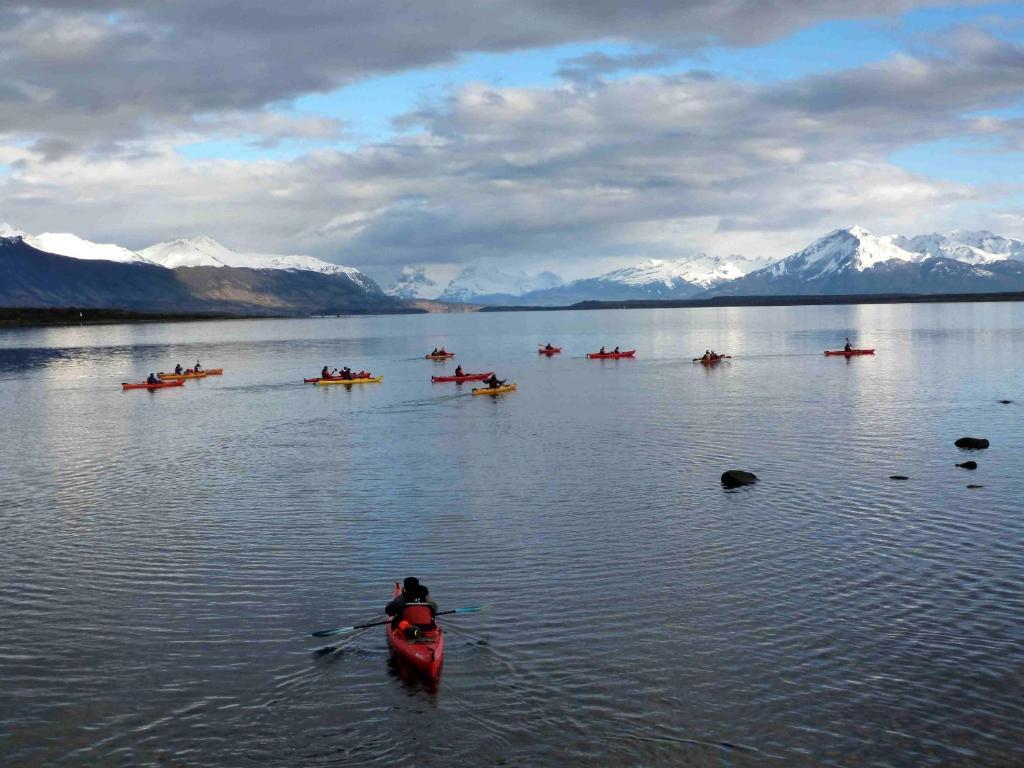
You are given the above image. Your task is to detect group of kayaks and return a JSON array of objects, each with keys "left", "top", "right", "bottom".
[{"left": 121, "top": 368, "right": 223, "bottom": 390}]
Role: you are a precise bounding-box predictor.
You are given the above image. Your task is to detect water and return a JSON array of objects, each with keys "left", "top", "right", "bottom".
[{"left": 1, "top": 304, "right": 1022, "bottom": 767}]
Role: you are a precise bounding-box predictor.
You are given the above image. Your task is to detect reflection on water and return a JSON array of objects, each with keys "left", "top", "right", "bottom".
[{"left": 1, "top": 304, "right": 1022, "bottom": 767}]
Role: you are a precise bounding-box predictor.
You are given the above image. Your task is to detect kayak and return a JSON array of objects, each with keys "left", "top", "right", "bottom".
[
  {"left": 158, "top": 371, "right": 208, "bottom": 380},
  {"left": 386, "top": 583, "right": 444, "bottom": 680},
  {"left": 315, "top": 376, "right": 383, "bottom": 386},
  {"left": 587, "top": 350, "right": 635, "bottom": 359},
  {"left": 538, "top": 347, "right": 562, "bottom": 355},
  {"left": 425, "top": 352, "right": 455, "bottom": 360},
  {"left": 472, "top": 383, "right": 517, "bottom": 395},
  {"left": 122, "top": 380, "right": 185, "bottom": 390},
  {"left": 697, "top": 355, "right": 731, "bottom": 365},
  {"left": 824, "top": 349, "right": 875, "bottom": 356},
  {"left": 432, "top": 372, "right": 493, "bottom": 383},
  {"left": 304, "top": 372, "right": 372, "bottom": 383}
]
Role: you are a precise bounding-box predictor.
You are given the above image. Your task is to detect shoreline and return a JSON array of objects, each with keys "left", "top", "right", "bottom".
[{"left": 478, "top": 291, "right": 1024, "bottom": 312}]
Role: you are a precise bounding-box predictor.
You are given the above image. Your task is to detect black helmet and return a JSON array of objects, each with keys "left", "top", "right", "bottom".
[{"left": 403, "top": 576, "right": 420, "bottom": 592}]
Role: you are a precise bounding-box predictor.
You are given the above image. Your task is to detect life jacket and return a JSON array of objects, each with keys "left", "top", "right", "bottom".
[{"left": 401, "top": 602, "right": 434, "bottom": 627}]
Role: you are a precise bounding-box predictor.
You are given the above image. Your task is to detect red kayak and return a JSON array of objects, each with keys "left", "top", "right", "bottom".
[
  {"left": 425, "top": 352, "right": 455, "bottom": 360},
  {"left": 697, "top": 355, "right": 731, "bottom": 365},
  {"left": 538, "top": 346, "right": 562, "bottom": 355},
  {"left": 304, "top": 371, "right": 371, "bottom": 383},
  {"left": 122, "top": 380, "right": 185, "bottom": 390},
  {"left": 432, "top": 371, "right": 493, "bottom": 383},
  {"left": 824, "top": 349, "right": 875, "bottom": 357},
  {"left": 587, "top": 350, "right": 636, "bottom": 359},
  {"left": 386, "top": 583, "right": 444, "bottom": 680}
]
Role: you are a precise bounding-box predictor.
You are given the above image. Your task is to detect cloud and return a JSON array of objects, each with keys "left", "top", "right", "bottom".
[
  {"left": 0, "top": 1, "right": 972, "bottom": 150},
  {"left": 1, "top": 15, "right": 1022, "bottom": 277}
]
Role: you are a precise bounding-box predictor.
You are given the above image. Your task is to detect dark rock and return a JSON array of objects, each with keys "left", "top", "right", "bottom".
[
  {"left": 999, "top": 400, "right": 1012, "bottom": 404},
  {"left": 956, "top": 461, "right": 978, "bottom": 470},
  {"left": 954, "top": 437, "right": 990, "bottom": 450},
  {"left": 889, "top": 475, "right": 909, "bottom": 480},
  {"left": 967, "top": 484, "right": 983, "bottom": 489},
  {"left": 721, "top": 470, "right": 758, "bottom": 488}
]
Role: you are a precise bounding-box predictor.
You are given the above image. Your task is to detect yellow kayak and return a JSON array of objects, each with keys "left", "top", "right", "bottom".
[
  {"left": 472, "top": 383, "right": 517, "bottom": 395},
  {"left": 158, "top": 371, "right": 208, "bottom": 380},
  {"left": 315, "top": 376, "right": 383, "bottom": 386}
]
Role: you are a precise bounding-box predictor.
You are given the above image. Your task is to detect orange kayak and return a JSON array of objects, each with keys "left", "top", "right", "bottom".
[{"left": 122, "top": 380, "right": 184, "bottom": 390}]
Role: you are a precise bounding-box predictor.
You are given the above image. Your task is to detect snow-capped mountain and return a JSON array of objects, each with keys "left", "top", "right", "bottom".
[
  {"left": 388, "top": 265, "right": 441, "bottom": 300},
  {"left": 709, "top": 226, "right": 1024, "bottom": 296},
  {"left": 439, "top": 263, "right": 562, "bottom": 303},
  {"left": 140, "top": 236, "right": 381, "bottom": 293},
  {"left": 23, "top": 231, "right": 155, "bottom": 265},
  {"left": 896, "top": 230, "right": 1024, "bottom": 265}
]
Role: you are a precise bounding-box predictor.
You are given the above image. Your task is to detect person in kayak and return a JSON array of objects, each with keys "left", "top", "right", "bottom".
[
  {"left": 844, "top": 338, "right": 853, "bottom": 352},
  {"left": 544, "top": 343, "right": 554, "bottom": 351},
  {"left": 147, "top": 373, "right": 160, "bottom": 385},
  {"left": 612, "top": 346, "right": 620, "bottom": 354},
  {"left": 454, "top": 365, "right": 465, "bottom": 377},
  {"left": 430, "top": 348, "right": 439, "bottom": 356},
  {"left": 194, "top": 361, "right": 203, "bottom": 372},
  {"left": 386, "top": 577, "right": 438, "bottom": 629},
  {"left": 483, "top": 373, "right": 506, "bottom": 389},
  {"left": 321, "top": 365, "right": 333, "bottom": 379},
  {"left": 174, "top": 363, "right": 183, "bottom": 375},
  {"left": 339, "top": 366, "right": 353, "bottom": 380},
  {"left": 598, "top": 346, "right": 606, "bottom": 354}
]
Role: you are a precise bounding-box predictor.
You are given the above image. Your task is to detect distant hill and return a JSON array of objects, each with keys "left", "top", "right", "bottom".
[{"left": 0, "top": 235, "right": 405, "bottom": 315}]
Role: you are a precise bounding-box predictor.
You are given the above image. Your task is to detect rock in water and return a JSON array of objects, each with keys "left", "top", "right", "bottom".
[
  {"left": 956, "top": 461, "right": 978, "bottom": 470},
  {"left": 890, "top": 475, "right": 909, "bottom": 480},
  {"left": 955, "top": 437, "right": 990, "bottom": 450},
  {"left": 721, "top": 470, "right": 758, "bottom": 488},
  {"left": 999, "top": 400, "right": 1012, "bottom": 404},
  {"left": 967, "top": 484, "right": 983, "bottom": 489}
]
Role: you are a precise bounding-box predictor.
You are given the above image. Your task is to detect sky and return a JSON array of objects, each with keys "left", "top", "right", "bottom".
[{"left": 1, "top": 1, "right": 1023, "bottom": 286}]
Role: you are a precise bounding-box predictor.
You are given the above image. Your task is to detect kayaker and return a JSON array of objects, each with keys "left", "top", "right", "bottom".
[
  {"left": 544, "top": 343, "right": 554, "bottom": 351},
  {"left": 599, "top": 346, "right": 606, "bottom": 354},
  {"left": 339, "top": 366, "right": 353, "bottom": 380},
  {"left": 454, "top": 365, "right": 464, "bottom": 377},
  {"left": 430, "top": 348, "right": 439, "bottom": 356},
  {"left": 483, "top": 373, "right": 506, "bottom": 389},
  {"left": 438, "top": 347, "right": 448, "bottom": 355},
  {"left": 147, "top": 373, "right": 160, "bottom": 385},
  {"left": 844, "top": 338, "right": 853, "bottom": 352},
  {"left": 613, "top": 346, "right": 620, "bottom": 354},
  {"left": 386, "top": 577, "right": 438, "bottom": 629},
  {"left": 174, "top": 363, "right": 183, "bottom": 375},
  {"left": 194, "top": 361, "right": 203, "bottom": 372},
  {"left": 321, "top": 365, "right": 332, "bottom": 379}
]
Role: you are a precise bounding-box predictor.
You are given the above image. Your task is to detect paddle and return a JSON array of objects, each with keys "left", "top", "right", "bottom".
[{"left": 311, "top": 604, "right": 486, "bottom": 638}]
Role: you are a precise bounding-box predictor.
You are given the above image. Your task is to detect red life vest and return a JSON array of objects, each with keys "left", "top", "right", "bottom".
[{"left": 401, "top": 603, "right": 434, "bottom": 626}]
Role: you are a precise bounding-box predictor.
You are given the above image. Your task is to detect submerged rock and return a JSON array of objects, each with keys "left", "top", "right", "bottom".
[
  {"left": 956, "top": 461, "right": 978, "bottom": 470},
  {"left": 967, "top": 484, "right": 984, "bottom": 489},
  {"left": 999, "top": 400, "right": 1012, "bottom": 404},
  {"left": 955, "top": 437, "right": 990, "bottom": 450},
  {"left": 721, "top": 470, "right": 758, "bottom": 488},
  {"left": 890, "top": 475, "right": 909, "bottom": 480}
]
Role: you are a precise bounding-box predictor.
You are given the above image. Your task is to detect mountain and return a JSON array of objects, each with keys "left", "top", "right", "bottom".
[
  {"left": 0, "top": 233, "right": 400, "bottom": 315},
  {"left": 21, "top": 231, "right": 155, "bottom": 265},
  {"left": 140, "top": 236, "right": 382, "bottom": 294},
  {"left": 389, "top": 265, "right": 440, "bottom": 299},
  {"left": 438, "top": 263, "right": 563, "bottom": 304},
  {"left": 896, "top": 230, "right": 1024, "bottom": 265},
  {"left": 481, "top": 254, "right": 760, "bottom": 306},
  {"left": 708, "top": 226, "right": 1024, "bottom": 296}
]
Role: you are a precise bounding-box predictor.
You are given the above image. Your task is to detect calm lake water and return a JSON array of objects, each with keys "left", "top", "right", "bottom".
[{"left": 1, "top": 304, "right": 1022, "bottom": 767}]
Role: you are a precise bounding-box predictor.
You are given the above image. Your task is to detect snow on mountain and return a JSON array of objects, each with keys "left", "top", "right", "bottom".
[
  {"left": 439, "top": 263, "right": 562, "bottom": 303},
  {"left": 1, "top": 222, "right": 27, "bottom": 239},
  {"left": 388, "top": 265, "right": 441, "bottom": 299},
  {"left": 763, "top": 225, "right": 921, "bottom": 280},
  {"left": 897, "top": 230, "right": 1024, "bottom": 265},
  {"left": 24, "top": 232, "right": 155, "bottom": 265},
  {"left": 140, "top": 236, "right": 381, "bottom": 293},
  {"left": 594, "top": 254, "right": 760, "bottom": 291}
]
